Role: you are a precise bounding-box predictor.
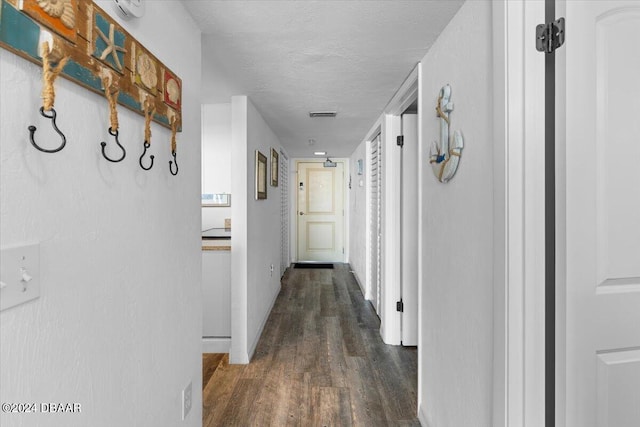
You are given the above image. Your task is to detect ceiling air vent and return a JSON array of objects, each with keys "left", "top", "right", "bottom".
[{"left": 309, "top": 111, "right": 337, "bottom": 118}]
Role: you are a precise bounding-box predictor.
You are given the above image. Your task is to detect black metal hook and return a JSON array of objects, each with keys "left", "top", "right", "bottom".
[
  {"left": 169, "top": 150, "right": 179, "bottom": 176},
  {"left": 139, "top": 142, "right": 155, "bottom": 170},
  {"left": 100, "top": 128, "right": 126, "bottom": 163},
  {"left": 28, "top": 107, "right": 67, "bottom": 153}
]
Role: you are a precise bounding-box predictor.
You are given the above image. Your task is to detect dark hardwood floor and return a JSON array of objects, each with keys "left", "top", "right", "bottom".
[{"left": 202, "top": 263, "right": 419, "bottom": 427}]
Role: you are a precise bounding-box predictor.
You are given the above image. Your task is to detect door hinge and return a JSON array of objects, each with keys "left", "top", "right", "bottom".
[
  {"left": 396, "top": 135, "right": 404, "bottom": 147},
  {"left": 536, "top": 17, "right": 565, "bottom": 54},
  {"left": 396, "top": 300, "right": 404, "bottom": 312}
]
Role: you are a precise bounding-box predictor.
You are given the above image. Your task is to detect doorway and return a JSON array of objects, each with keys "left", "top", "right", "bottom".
[
  {"left": 400, "top": 109, "right": 418, "bottom": 346},
  {"left": 296, "top": 161, "right": 345, "bottom": 262}
]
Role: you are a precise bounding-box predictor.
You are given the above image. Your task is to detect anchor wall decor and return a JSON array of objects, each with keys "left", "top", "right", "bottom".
[{"left": 429, "top": 84, "right": 464, "bottom": 183}]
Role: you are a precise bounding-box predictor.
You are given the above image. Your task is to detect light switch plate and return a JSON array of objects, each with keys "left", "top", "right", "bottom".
[{"left": 1, "top": 243, "right": 40, "bottom": 311}]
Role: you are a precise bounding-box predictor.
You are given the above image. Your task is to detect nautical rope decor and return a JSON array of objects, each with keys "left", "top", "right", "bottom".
[
  {"left": 429, "top": 84, "right": 464, "bottom": 183},
  {"left": 168, "top": 115, "right": 179, "bottom": 176},
  {"left": 27, "top": 41, "right": 70, "bottom": 153},
  {"left": 1, "top": 0, "right": 185, "bottom": 174},
  {"left": 1, "top": 0, "right": 183, "bottom": 129},
  {"left": 99, "top": 75, "right": 126, "bottom": 162},
  {"left": 139, "top": 98, "right": 155, "bottom": 170}
]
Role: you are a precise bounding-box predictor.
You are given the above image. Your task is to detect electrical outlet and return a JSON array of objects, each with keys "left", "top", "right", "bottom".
[{"left": 181, "top": 381, "right": 192, "bottom": 420}]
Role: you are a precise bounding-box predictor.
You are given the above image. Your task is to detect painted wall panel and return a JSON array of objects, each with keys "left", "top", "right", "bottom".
[
  {"left": 349, "top": 140, "right": 367, "bottom": 295},
  {"left": 230, "top": 96, "right": 283, "bottom": 364},
  {"left": 418, "top": 1, "right": 494, "bottom": 426},
  {"left": 0, "top": 2, "right": 202, "bottom": 426}
]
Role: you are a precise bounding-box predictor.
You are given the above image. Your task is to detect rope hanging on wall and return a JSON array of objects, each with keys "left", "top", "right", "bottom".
[
  {"left": 27, "top": 41, "right": 70, "bottom": 153},
  {"left": 99, "top": 75, "right": 126, "bottom": 163},
  {"left": 169, "top": 115, "right": 179, "bottom": 176},
  {"left": 139, "top": 98, "right": 155, "bottom": 170}
]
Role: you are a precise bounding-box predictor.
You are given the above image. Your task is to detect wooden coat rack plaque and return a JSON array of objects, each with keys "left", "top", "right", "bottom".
[{"left": 0, "top": 0, "right": 182, "bottom": 131}]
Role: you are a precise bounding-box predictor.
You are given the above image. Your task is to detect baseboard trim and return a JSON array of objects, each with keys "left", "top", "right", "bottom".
[
  {"left": 247, "top": 283, "right": 281, "bottom": 360},
  {"left": 350, "top": 267, "right": 366, "bottom": 297},
  {"left": 202, "top": 337, "right": 231, "bottom": 353},
  {"left": 418, "top": 404, "right": 428, "bottom": 426}
]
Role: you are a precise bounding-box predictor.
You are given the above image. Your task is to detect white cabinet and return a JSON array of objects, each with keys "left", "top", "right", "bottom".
[{"left": 202, "top": 248, "right": 231, "bottom": 338}]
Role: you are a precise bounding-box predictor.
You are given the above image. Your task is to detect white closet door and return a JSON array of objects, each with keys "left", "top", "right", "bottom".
[
  {"left": 370, "top": 134, "right": 382, "bottom": 315},
  {"left": 280, "top": 150, "right": 289, "bottom": 276},
  {"left": 559, "top": 2, "right": 640, "bottom": 425}
]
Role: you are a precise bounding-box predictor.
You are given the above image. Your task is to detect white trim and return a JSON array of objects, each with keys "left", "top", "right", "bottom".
[
  {"left": 377, "top": 64, "right": 420, "bottom": 346},
  {"left": 380, "top": 113, "right": 401, "bottom": 345},
  {"left": 492, "top": 1, "right": 546, "bottom": 426},
  {"left": 418, "top": 404, "right": 429, "bottom": 427},
  {"left": 202, "top": 338, "right": 231, "bottom": 354},
  {"left": 554, "top": 1, "right": 567, "bottom": 423},
  {"left": 247, "top": 284, "right": 280, "bottom": 359},
  {"left": 230, "top": 96, "right": 249, "bottom": 365},
  {"left": 385, "top": 65, "right": 419, "bottom": 115},
  {"left": 416, "top": 60, "right": 424, "bottom": 417},
  {"left": 351, "top": 269, "right": 366, "bottom": 298}
]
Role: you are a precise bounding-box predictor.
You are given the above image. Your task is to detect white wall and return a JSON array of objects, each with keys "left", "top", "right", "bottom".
[
  {"left": 230, "top": 96, "right": 282, "bottom": 364},
  {"left": 0, "top": 2, "right": 202, "bottom": 427},
  {"left": 348, "top": 141, "right": 367, "bottom": 294},
  {"left": 418, "top": 1, "right": 494, "bottom": 426},
  {"left": 201, "top": 103, "right": 231, "bottom": 230}
]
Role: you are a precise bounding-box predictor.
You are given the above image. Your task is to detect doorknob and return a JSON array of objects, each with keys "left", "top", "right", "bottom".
[{"left": 299, "top": 212, "right": 305, "bottom": 215}]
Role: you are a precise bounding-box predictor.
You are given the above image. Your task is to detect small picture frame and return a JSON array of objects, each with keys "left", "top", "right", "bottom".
[
  {"left": 271, "top": 148, "right": 279, "bottom": 187},
  {"left": 256, "top": 150, "right": 267, "bottom": 200},
  {"left": 202, "top": 193, "right": 231, "bottom": 207},
  {"left": 357, "top": 159, "right": 364, "bottom": 175}
]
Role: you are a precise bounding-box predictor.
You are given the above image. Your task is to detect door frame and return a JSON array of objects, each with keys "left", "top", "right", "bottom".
[
  {"left": 378, "top": 64, "right": 420, "bottom": 347},
  {"left": 492, "top": 1, "right": 547, "bottom": 426},
  {"left": 291, "top": 158, "right": 349, "bottom": 264}
]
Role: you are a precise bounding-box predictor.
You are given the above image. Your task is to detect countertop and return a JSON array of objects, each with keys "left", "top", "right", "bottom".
[{"left": 202, "top": 227, "right": 231, "bottom": 251}]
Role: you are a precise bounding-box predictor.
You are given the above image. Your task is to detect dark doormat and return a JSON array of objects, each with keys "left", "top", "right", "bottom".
[{"left": 294, "top": 263, "right": 334, "bottom": 269}]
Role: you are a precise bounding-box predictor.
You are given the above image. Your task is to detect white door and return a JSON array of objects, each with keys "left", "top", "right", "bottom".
[
  {"left": 560, "top": 2, "right": 640, "bottom": 426},
  {"left": 297, "top": 161, "right": 345, "bottom": 262},
  {"left": 280, "top": 150, "right": 290, "bottom": 275},
  {"left": 401, "top": 113, "right": 418, "bottom": 346},
  {"left": 370, "top": 135, "right": 382, "bottom": 314}
]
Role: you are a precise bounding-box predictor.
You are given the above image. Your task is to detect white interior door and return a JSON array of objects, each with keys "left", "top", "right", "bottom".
[
  {"left": 280, "top": 150, "right": 290, "bottom": 275},
  {"left": 401, "top": 113, "right": 418, "bottom": 346},
  {"left": 297, "top": 161, "right": 345, "bottom": 262},
  {"left": 370, "top": 135, "right": 382, "bottom": 314},
  {"left": 560, "top": 2, "right": 640, "bottom": 426}
]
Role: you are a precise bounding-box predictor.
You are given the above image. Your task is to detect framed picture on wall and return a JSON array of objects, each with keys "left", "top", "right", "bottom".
[
  {"left": 255, "top": 150, "right": 267, "bottom": 200},
  {"left": 271, "top": 148, "right": 279, "bottom": 187}
]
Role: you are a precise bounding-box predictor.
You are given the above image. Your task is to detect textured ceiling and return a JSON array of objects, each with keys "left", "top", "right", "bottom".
[{"left": 183, "top": 1, "right": 465, "bottom": 157}]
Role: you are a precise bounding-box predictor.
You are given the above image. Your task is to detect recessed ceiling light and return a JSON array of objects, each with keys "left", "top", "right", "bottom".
[
  {"left": 309, "top": 111, "right": 337, "bottom": 118},
  {"left": 314, "top": 151, "right": 326, "bottom": 156}
]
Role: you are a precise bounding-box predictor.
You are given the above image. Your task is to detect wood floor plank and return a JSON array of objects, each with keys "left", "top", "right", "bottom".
[
  {"left": 202, "top": 264, "right": 419, "bottom": 426},
  {"left": 345, "top": 356, "right": 388, "bottom": 427},
  {"left": 202, "top": 353, "right": 225, "bottom": 388},
  {"left": 203, "top": 355, "right": 244, "bottom": 427},
  {"left": 310, "top": 386, "right": 354, "bottom": 427},
  {"left": 286, "top": 372, "right": 312, "bottom": 427}
]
